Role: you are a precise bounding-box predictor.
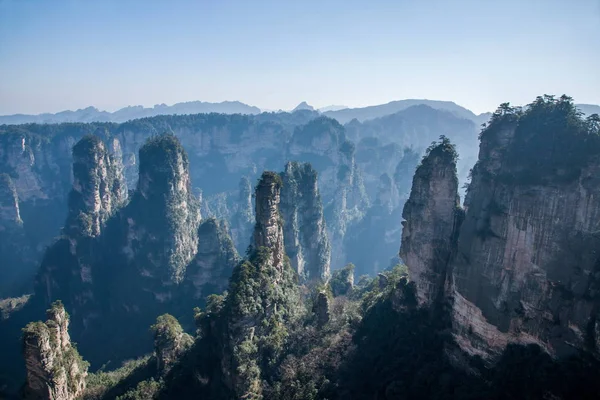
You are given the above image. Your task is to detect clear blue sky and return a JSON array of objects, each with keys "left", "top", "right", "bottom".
[{"left": 1, "top": 0, "right": 599, "bottom": 115}]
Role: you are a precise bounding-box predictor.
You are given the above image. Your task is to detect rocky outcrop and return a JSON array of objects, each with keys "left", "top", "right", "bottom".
[
  {"left": 280, "top": 162, "right": 331, "bottom": 282},
  {"left": 328, "top": 138, "right": 370, "bottom": 269},
  {"left": 22, "top": 301, "right": 88, "bottom": 400},
  {"left": 252, "top": 171, "right": 285, "bottom": 273},
  {"left": 229, "top": 177, "right": 254, "bottom": 253},
  {"left": 400, "top": 138, "right": 462, "bottom": 307},
  {"left": 184, "top": 218, "right": 240, "bottom": 301},
  {"left": 330, "top": 263, "right": 355, "bottom": 297},
  {"left": 0, "top": 173, "right": 22, "bottom": 225},
  {"left": 313, "top": 291, "right": 331, "bottom": 327},
  {"left": 65, "top": 135, "right": 127, "bottom": 237},
  {"left": 0, "top": 173, "right": 34, "bottom": 297},
  {"left": 151, "top": 314, "right": 193, "bottom": 375},
  {"left": 221, "top": 171, "right": 302, "bottom": 399},
  {"left": 35, "top": 135, "right": 126, "bottom": 313},
  {"left": 123, "top": 134, "right": 201, "bottom": 285},
  {"left": 399, "top": 98, "right": 600, "bottom": 362},
  {"left": 449, "top": 101, "right": 600, "bottom": 360},
  {"left": 31, "top": 134, "right": 203, "bottom": 368}
]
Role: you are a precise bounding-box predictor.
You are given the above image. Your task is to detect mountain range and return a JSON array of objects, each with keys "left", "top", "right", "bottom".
[{"left": 2, "top": 99, "right": 597, "bottom": 127}]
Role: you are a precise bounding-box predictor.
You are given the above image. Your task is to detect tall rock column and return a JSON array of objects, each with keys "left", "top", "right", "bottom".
[
  {"left": 126, "top": 133, "right": 201, "bottom": 285},
  {"left": 22, "top": 301, "right": 89, "bottom": 400},
  {"left": 252, "top": 171, "right": 285, "bottom": 273},
  {"left": 65, "top": 135, "right": 127, "bottom": 237},
  {"left": 280, "top": 162, "right": 331, "bottom": 282},
  {"left": 35, "top": 135, "right": 127, "bottom": 308},
  {"left": 224, "top": 171, "right": 301, "bottom": 400},
  {"left": 400, "top": 138, "right": 461, "bottom": 307},
  {"left": 230, "top": 176, "right": 254, "bottom": 254}
]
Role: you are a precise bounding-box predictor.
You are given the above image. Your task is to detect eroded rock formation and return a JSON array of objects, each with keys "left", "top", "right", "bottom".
[
  {"left": 65, "top": 135, "right": 127, "bottom": 237},
  {"left": 252, "top": 171, "right": 285, "bottom": 273},
  {"left": 22, "top": 301, "right": 88, "bottom": 400},
  {"left": 152, "top": 314, "right": 193, "bottom": 375},
  {"left": 229, "top": 176, "right": 254, "bottom": 253},
  {"left": 400, "top": 138, "right": 461, "bottom": 306},
  {"left": 184, "top": 218, "right": 240, "bottom": 301},
  {"left": 400, "top": 98, "right": 600, "bottom": 363},
  {"left": 280, "top": 162, "right": 331, "bottom": 282}
]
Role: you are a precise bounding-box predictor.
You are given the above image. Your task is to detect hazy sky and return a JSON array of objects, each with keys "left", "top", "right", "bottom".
[{"left": 1, "top": 0, "right": 599, "bottom": 115}]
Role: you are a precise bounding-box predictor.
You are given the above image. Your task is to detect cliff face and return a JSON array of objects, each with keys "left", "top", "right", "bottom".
[
  {"left": 121, "top": 134, "right": 200, "bottom": 286},
  {"left": 229, "top": 177, "right": 254, "bottom": 253},
  {"left": 22, "top": 301, "right": 88, "bottom": 400},
  {"left": 31, "top": 134, "right": 216, "bottom": 368},
  {"left": 35, "top": 135, "right": 127, "bottom": 312},
  {"left": 400, "top": 98, "right": 600, "bottom": 362},
  {"left": 450, "top": 101, "right": 600, "bottom": 359},
  {"left": 224, "top": 171, "right": 302, "bottom": 399},
  {"left": 252, "top": 172, "right": 285, "bottom": 274},
  {"left": 151, "top": 314, "right": 193, "bottom": 375},
  {"left": 65, "top": 135, "right": 127, "bottom": 237},
  {"left": 400, "top": 139, "right": 461, "bottom": 307},
  {"left": 328, "top": 137, "right": 370, "bottom": 269},
  {"left": 0, "top": 173, "right": 22, "bottom": 224},
  {"left": 280, "top": 162, "right": 331, "bottom": 282},
  {"left": 184, "top": 218, "right": 240, "bottom": 301},
  {"left": 0, "top": 173, "right": 34, "bottom": 296}
]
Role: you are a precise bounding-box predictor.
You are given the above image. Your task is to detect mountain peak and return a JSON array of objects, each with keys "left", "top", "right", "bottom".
[{"left": 292, "top": 101, "right": 315, "bottom": 112}]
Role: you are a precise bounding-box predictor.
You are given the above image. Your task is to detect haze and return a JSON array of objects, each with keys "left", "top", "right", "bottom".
[{"left": 1, "top": 0, "right": 599, "bottom": 115}]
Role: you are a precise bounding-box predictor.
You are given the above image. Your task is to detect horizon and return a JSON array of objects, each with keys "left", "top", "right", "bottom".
[{"left": 1, "top": 0, "right": 599, "bottom": 115}]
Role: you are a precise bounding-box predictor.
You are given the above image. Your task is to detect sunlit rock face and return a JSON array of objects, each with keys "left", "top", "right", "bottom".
[
  {"left": 22, "top": 302, "right": 88, "bottom": 400},
  {"left": 400, "top": 139, "right": 461, "bottom": 307},
  {"left": 280, "top": 162, "right": 331, "bottom": 283},
  {"left": 450, "top": 120, "right": 600, "bottom": 360},
  {"left": 400, "top": 100, "right": 600, "bottom": 362},
  {"left": 65, "top": 135, "right": 127, "bottom": 237},
  {"left": 252, "top": 171, "right": 285, "bottom": 273},
  {"left": 123, "top": 134, "right": 201, "bottom": 286}
]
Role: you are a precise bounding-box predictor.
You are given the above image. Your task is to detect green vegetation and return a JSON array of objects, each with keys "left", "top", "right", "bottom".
[
  {"left": 84, "top": 356, "right": 155, "bottom": 400},
  {"left": 481, "top": 95, "right": 600, "bottom": 185},
  {"left": 330, "top": 263, "right": 355, "bottom": 297},
  {"left": 116, "top": 378, "right": 161, "bottom": 400}
]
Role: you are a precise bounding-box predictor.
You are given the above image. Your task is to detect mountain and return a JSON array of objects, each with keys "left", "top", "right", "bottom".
[
  {"left": 577, "top": 103, "right": 600, "bottom": 116},
  {"left": 0, "top": 101, "right": 261, "bottom": 125},
  {"left": 7, "top": 94, "right": 600, "bottom": 400},
  {"left": 324, "top": 99, "right": 481, "bottom": 124},
  {"left": 318, "top": 105, "right": 347, "bottom": 112},
  {"left": 292, "top": 101, "right": 315, "bottom": 112}
]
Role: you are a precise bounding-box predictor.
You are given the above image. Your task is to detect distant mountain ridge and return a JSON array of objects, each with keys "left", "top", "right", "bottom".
[
  {"left": 323, "top": 99, "right": 487, "bottom": 124},
  {"left": 2, "top": 98, "right": 596, "bottom": 126},
  {"left": 0, "top": 101, "right": 261, "bottom": 125}
]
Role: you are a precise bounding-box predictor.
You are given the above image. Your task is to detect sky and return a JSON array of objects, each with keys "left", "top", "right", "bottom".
[{"left": 0, "top": 0, "right": 599, "bottom": 115}]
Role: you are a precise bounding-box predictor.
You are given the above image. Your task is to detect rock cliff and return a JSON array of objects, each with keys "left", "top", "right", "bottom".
[
  {"left": 400, "top": 97, "right": 600, "bottom": 362},
  {"left": 184, "top": 218, "right": 240, "bottom": 301},
  {"left": 223, "top": 171, "right": 302, "bottom": 399},
  {"left": 450, "top": 98, "right": 600, "bottom": 359},
  {"left": 229, "top": 176, "right": 254, "bottom": 253},
  {"left": 120, "top": 133, "right": 200, "bottom": 285},
  {"left": 151, "top": 314, "right": 193, "bottom": 375},
  {"left": 0, "top": 173, "right": 33, "bottom": 296},
  {"left": 65, "top": 135, "right": 126, "bottom": 237},
  {"left": 252, "top": 171, "right": 285, "bottom": 274},
  {"left": 400, "top": 138, "right": 462, "bottom": 307},
  {"left": 280, "top": 162, "right": 331, "bottom": 282},
  {"left": 22, "top": 301, "right": 88, "bottom": 400}
]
